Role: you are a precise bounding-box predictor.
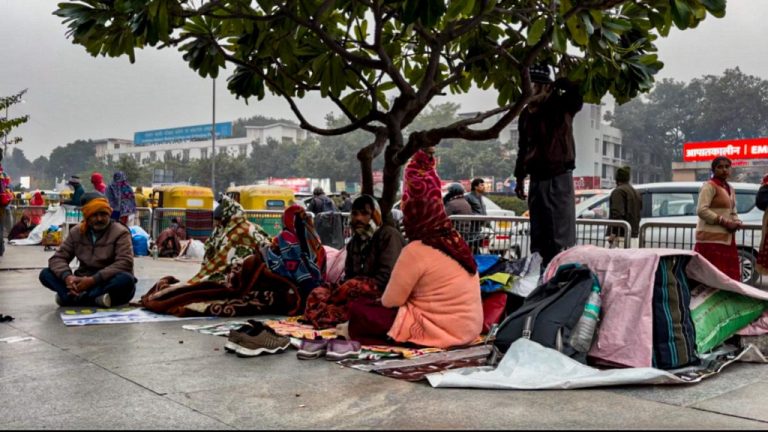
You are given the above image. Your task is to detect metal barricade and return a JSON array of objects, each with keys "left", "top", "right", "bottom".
[
  {"left": 135, "top": 207, "right": 152, "bottom": 234},
  {"left": 447, "top": 215, "right": 632, "bottom": 259},
  {"left": 639, "top": 221, "right": 764, "bottom": 286}
]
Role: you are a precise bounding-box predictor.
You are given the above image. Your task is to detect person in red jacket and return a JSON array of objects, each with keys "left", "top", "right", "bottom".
[{"left": 90, "top": 172, "right": 107, "bottom": 194}]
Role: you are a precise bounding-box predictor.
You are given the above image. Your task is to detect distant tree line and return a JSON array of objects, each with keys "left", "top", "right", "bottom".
[
  {"left": 608, "top": 67, "right": 768, "bottom": 181},
  {"left": 3, "top": 107, "right": 514, "bottom": 194}
]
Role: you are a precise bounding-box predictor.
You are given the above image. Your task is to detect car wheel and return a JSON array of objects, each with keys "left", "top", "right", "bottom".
[{"left": 738, "top": 248, "right": 759, "bottom": 286}]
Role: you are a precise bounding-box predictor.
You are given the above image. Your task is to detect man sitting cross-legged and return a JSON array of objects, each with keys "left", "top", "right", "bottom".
[{"left": 39, "top": 193, "right": 136, "bottom": 307}]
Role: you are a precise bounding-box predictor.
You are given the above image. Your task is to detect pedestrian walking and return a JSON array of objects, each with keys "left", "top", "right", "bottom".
[
  {"left": 106, "top": 171, "right": 137, "bottom": 225},
  {"left": 755, "top": 174, "right": 768, "bottom": 275}
]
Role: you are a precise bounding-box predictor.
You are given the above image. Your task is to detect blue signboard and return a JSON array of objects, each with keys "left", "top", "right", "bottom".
[{"left": 134, "top": 122, "right": 233, "bottom": 146}]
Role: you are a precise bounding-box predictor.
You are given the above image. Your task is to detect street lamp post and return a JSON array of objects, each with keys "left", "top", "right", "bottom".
[{"left": 211, "top": 78, "right": 216, "bottom": 194}]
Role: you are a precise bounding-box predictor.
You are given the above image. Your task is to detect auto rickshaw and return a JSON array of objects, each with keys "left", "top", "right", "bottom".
[
  {"left": 152, "top": 185, "right": 215, "bottom": 241},
  {"left": 152, "top": 185, "right": 214, "bottom": 209},
  {"left": 226, "top": 185, "right": 296, "bottom": 210},
  {"left": 226, "top": 185, "right": 296, "bottom": 237}
]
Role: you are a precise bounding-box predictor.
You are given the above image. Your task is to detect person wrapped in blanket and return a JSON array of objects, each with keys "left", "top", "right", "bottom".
[
  {"left": 346, "top": 147, "right": 483, "bottom": 348},
  {"left": 304, "top": 194, "right": 406, "bottom": 329},
  {"left": 265, "top": 204, "right": 327, "bottom": 305},
  {"left": 138, "top": 195, "right": 302, "bottom": 317}
]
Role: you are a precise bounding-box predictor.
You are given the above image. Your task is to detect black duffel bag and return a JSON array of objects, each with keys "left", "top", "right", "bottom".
[{"left": 493, "top": 263, "right": 600, "bottom": 364}]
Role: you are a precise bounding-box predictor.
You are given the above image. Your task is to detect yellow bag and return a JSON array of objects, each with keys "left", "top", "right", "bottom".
[{"left": 42, "top": 229, "right": 62, "bottom": 247}]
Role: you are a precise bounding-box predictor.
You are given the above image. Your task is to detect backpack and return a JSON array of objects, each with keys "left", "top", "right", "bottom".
[{"left": 493, "top": 263, "right": 600, "bottom": 363}]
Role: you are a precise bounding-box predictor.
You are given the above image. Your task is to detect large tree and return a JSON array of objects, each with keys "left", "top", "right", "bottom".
[
  {"left": 0, "top": 89, "right": 30, "bottom": 161},
  {"left": 607, "top": 67, "right": 768, "bottom": 180},
  {"left": 55, "top": 0, "right": 726, "bottom": 217}
]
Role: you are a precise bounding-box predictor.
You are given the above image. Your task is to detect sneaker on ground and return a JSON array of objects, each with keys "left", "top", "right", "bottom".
[
  {"left": 94, "top": 293, "right": 111, "bottom": 308},
  {"left": 296, "top": 337, "right": 329, "bottom": 360},
  {"left": 224, "top": 324, "right": 255, "bottom": 353},
  {"left": 325, "top": 338, "right": 362, "bottom": 361},
  {"left": 235, "top": 321, "right": 290, "bottom": 358}
]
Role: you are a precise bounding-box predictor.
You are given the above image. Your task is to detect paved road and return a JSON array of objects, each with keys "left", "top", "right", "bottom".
[{"left": 2, "top": 243, "right": 768, "bottom": 429}]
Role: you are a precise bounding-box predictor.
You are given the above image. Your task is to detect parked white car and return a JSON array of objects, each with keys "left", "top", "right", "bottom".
[{"left": 576, "top": 182, "right": 762, "bottom": 284}]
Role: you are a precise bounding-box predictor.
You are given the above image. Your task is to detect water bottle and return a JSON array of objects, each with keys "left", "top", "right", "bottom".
[
  {"left": 151, "top": 243, "right": 159, "bottom": 260},
  {"left": 569, "top": 284, "right": 601, "bottom": 353}
]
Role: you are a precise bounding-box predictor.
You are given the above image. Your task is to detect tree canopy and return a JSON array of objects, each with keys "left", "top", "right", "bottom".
[
  {"left": 607, "top": 67, "right": 768, "bottom": 180},
  {"left": 55, "top": 0, "right": 726, "bottom": 215}
]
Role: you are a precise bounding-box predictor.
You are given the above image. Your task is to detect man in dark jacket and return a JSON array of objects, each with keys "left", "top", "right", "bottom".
[
  {"left": 465, "top": 178, "right": 487, "bottom": 216},
  {"left": 514, "top": 64, "right": 584, "bottom": 268},
  {"left": 345, "top": 195, "right": 405, "bottom": 289},
  {"left": 339, "top": 191, "right": 353, "bottom": 212},
  {"left": 39, "top": 194, "right": 136, "bottom": 307},
  {"left": 307, "top": 187, "right": 337, "bottom": 214},
  {"left": 608, "top": 166, "right": 642, "bottom": 247},
  {"left": 444, "top": 183, "right": 473, "bottom": 216},
  {"left": 63, "top": 175, "right": 85, "bottom": 206}
]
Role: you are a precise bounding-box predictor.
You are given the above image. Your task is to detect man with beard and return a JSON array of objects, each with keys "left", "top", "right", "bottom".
[
  {"left": 303, "top": 195, "right": 406, "bottom": 332},
  {"left": 39, "top": 193, "right": 136, "bottom": 307}
]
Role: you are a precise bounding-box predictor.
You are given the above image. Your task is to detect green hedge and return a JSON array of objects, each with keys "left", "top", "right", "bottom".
[{"left": 488, "top": 195, "right": 528, "bottom": 216}]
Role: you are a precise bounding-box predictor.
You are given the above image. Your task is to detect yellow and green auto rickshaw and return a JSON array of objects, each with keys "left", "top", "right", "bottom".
[
  {"left": 152, "top": 185, "right": 214, "bottom": 209},
  {"left": 152, "top": 185, "right": 215, "bottom": 241},
  {"left": 225, "top": 185, "right": 296, "bottom": 237}
]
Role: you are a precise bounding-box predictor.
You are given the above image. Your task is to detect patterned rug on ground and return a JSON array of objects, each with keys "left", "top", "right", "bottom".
[
  {"left": 339, "top": 345, "right": 493, "bottom": 381},
  {"left": 183, "top": 317, "right": 487, "bottom": 360}
]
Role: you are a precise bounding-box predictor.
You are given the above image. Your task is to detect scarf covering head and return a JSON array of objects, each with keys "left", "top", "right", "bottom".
[
  {"left": 79, "top": 197, "right": 112, "bottom": 233},
  {"left": 30, "top": 190, "right": 44, "bottom": 206},
  {"left": 402, "top": 150, "right": 477, "bottom": 274},
  {"left": 91, "top": 172, "right": 106, "bottom": 193},
  {"left": 107, "top": 171, "right": 137, "bottom": 217},
  {"left": 267, "top": 204, "right": 326, "bottom": 297},
  {"left": 190, "top": 194, "right": 270, "bottom": 284},
  {"left": 762, "top": 174, "right": 768, "bottom": 186}
]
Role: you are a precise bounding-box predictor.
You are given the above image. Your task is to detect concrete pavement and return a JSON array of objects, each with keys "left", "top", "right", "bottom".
[{"left": 2, "top": 242, "right": 768, "bottom": 429}]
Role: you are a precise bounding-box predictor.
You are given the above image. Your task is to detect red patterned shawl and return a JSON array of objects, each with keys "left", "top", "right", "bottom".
[{"left": 402, "top": 150, "right": 477, "bottom": 274}]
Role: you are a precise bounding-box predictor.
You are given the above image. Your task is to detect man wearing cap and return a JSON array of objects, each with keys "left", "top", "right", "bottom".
[
  {"left": 608, "top": 166, "right": 642, "bottom": 248},
  {"left": 307, "top": 186, "right": 337, "bottom": 214},
  {"left": 514, "top": 63, "right": 584, "bottom": 269},
  {"left": 39, "top": 193, "right": 136, "bottom": 307},
  {"left": 63, "top": 175, "right": 85, "bottom": 206}
]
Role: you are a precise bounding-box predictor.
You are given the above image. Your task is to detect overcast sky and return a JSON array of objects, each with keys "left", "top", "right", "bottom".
[{"left": 2, "top": 0, "right": 767, "bottom": 160}]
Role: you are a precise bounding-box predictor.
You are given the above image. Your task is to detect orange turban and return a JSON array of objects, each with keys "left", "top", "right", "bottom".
[{"left": 79, "top": 197, "right": 113, "bottom": 233}]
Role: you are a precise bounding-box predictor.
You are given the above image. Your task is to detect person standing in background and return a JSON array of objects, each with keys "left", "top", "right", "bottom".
[
  {"left": 608, "top": 166, "right": 642, "bottom": 248},
  {"left": 695, "top": 156, "right": 742, "bottom": 280},
  {"left": 514, "top": 63, "right": 584, "bottom": 270},
  {"left": 90, "top": 172, "right": 107, "bottom": 194},
  {"left": 63, "top": 176, "right": 84, "bottom": 206},
  {"left": 106, "top": 171, "right": 137, "bottom": 225}
]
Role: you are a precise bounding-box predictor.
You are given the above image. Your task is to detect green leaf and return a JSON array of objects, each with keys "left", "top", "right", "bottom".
[
  {"left": 526, "top": 17, "right": 546, "bottom": 46},
  {"left": 566, "top": 14, "right": 589, "bottom": 46},
  {"left": 551, "top": 25, "right": 566, "bottom": 53},
  {"left": 671, "top": 0, "right": 693, "bottom": 29},
  {"left": 701, "top": 0, "right": 727, "bottom": 17}
]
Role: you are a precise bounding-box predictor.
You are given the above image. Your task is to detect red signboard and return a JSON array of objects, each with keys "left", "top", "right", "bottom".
[
  {"left": 573, "top": 176, "right": 601, "bottom": 190},
  {"left": 268, "top": 177, "right": 311, "bottom": 193},
  {"left": 683, "top": 138, "right": 768, "bottom": 162}
]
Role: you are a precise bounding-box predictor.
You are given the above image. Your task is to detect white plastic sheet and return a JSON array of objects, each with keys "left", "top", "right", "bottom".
[
  {"left": 426, "top": 338, "right": 768, "bottom": 390},
  {"left": 10, "top": 206, "right": 66, "bottom": 245}
]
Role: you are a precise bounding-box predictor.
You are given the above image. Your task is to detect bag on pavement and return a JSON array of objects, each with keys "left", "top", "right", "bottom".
[{"left": 493, "top": 263, "right": 599, "bottom": 364}]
